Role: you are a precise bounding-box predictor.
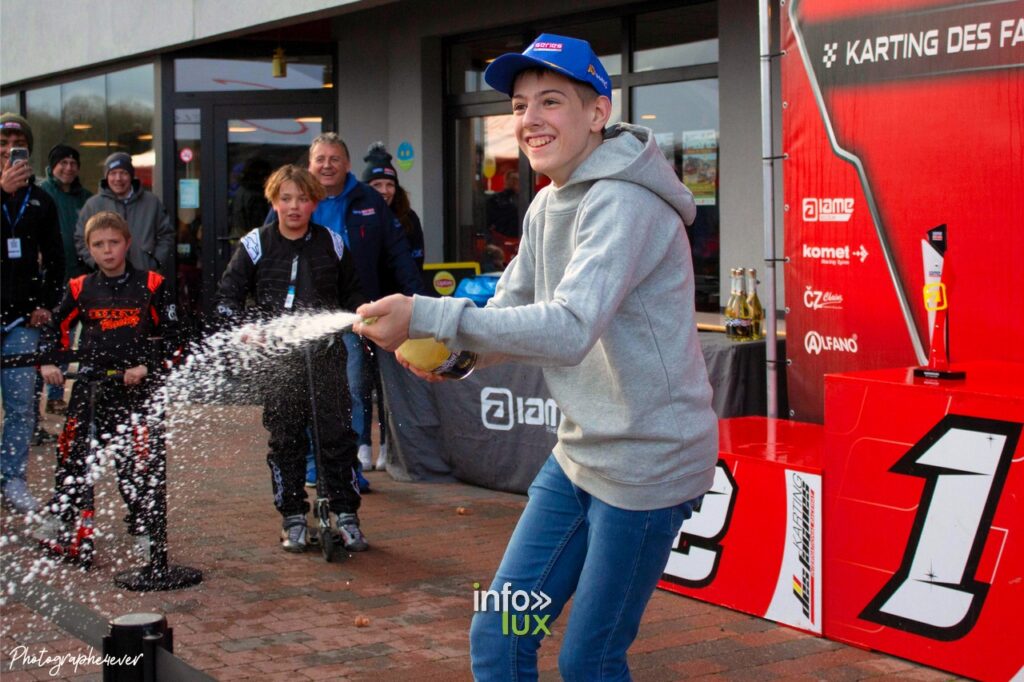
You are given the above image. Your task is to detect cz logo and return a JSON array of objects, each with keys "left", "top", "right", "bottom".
[
  {"left": 803, "top": 286, "right": 844, "bottom": 311},
  {"left": 662, "top": 461, "right": 738, "bottom": 587},
  {"left": 480, "top": 387, "right": 561, "bottom": 432},
  {"left": 861, "top": 415, "right": 1020, "bottom": 640}
]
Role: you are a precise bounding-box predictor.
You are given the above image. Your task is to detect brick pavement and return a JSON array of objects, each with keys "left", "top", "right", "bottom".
[{"left": 1, "top": 404, "right": 959, "bottom": 680}]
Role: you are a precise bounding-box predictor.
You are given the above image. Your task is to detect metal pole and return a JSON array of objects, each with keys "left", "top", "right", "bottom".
[{"left": 759, "top": 0, "right": 780, "bottom": 419}]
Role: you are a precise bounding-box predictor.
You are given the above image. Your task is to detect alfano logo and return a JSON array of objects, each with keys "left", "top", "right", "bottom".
[
  {"left": 802, "top": 197, "right": 854, "bottom": 222},
  {"left": 481, "top": 387, "right": 561, "bottom": 433},
  {"left": 804, "top": 330, "right": 859, "bottom": 355},
  {"left": 802, "top": 286, "right": 844, "bottom": 311},
  {"left": 790, "top": 473, "right": 815, "bottom": 621}
]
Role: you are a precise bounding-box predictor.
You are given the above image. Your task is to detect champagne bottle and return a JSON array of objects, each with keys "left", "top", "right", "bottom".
[
  {"left": 734, "top": 268, "right": 753, "bottom": 341},
  {"left": 724, "top": 268, "right": 740, "bottom": 340},
  {"left": 746, "top": 268, "right": 764, "bottom": 340},
  {"left": 397, "top": 337, "right": 478, "bottom": 380}
]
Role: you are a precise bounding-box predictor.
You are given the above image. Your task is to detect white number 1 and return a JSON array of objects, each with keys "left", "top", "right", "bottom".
[{"left": 861, "top": 415, "right": 1021, "bottom": 640}]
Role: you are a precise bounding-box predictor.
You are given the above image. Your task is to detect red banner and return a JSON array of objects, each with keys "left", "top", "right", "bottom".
[{"left": 782, "top": 0, "right": 1024, "bottom": 422}]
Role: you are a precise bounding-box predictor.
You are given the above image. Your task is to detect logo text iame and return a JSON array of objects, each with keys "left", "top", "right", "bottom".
[{"left": 481, "top": 387, "right": 561, "bottom": 432}]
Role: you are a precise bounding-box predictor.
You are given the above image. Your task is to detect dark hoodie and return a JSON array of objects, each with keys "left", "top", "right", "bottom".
[{"left": 39, "top": 167, "right": 92, "bottom": 280}]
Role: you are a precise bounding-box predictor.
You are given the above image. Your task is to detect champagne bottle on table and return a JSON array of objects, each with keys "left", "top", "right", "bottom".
[
  {"left": 734, "top": 268, "right": 753, "bottom": 341},
  {"left": 746, "top": 268, "right": 764, "bottom": 340},
  {"left": 724, "top": 268, "right": 740, "bottom": 340},
  {"left": 397, "top": 337, "right": 478, "bottom": 380}
]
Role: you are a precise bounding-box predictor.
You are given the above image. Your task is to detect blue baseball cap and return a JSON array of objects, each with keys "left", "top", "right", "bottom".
[{"left": 484, "top": 34, "right": 612, "bottom": 101}]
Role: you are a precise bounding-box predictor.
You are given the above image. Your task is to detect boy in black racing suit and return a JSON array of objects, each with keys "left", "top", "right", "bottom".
[
  {"left": 215, "top": 164, "right": 368, "bottom": 553},
  {"left": 36, "top": 211, "right": 179, "bottom": 563}
]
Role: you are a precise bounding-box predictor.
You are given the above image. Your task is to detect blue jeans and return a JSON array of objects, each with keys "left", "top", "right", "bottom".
[
  {"left": 342, "top": 332, "right": 372, "bottom": 447},
  {"left": 1, "top": 326, "right": 41, "bottom": 481},
  {"left": 470, "top": 455, "right": 698, "bottom": 681}
]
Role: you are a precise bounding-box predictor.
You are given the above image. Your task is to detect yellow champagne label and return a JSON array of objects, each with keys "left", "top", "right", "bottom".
[{"left": 397, "top": 337, "right": 453, "bottom": 372}]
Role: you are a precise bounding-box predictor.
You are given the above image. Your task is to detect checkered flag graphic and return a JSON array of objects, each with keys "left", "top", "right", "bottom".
[{"left": 822, "top": 43, "right": 839, "bottom": 69}]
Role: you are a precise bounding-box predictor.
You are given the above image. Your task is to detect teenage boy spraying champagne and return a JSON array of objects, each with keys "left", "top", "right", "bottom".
[{"left": 355, "top": 34, "right": 717, "bottom": 680}]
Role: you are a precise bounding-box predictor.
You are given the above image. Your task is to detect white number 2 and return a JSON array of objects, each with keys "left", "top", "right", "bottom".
[
  {"left": 861, "top": 415, "right": 1021, "bottom": 640},
  {"left": 662, "top": 461, "right": 738, "bottom": 587}
]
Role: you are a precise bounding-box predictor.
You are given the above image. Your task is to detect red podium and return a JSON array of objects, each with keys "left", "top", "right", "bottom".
[
  {"left": 825, "top": 362, "right": 1024, "bottom": 681},
  {"left": 659, "top": 417, "right": 824, "bottom": 634}
]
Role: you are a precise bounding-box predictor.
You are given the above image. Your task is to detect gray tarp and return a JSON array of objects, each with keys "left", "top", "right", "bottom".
[{"left": 378, "top": 333, "right": 786, "bottom": 495}]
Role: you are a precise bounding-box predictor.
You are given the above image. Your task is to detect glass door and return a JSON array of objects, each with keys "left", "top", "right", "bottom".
[{"left": 195, "top": 102, "right": 331, "bottom": 315}]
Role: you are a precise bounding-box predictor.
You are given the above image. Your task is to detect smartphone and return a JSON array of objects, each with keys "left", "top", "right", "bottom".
[{"left": 9, "top": 147, "right": 29, "bottom": 166}]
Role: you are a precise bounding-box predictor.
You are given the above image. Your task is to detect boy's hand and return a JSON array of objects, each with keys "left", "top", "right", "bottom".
[
  {"left": 40, "top": 364, "right": 64, "bottom": 386},
  {"left": 124, "top": 365, "right": 148, "bottom": 385},
  {"left": 395, "top": 349, "right": 446, "bottom": 383},
  {"left": 354, "top": 295, "right": 413, "bottom": 352},
  {"left": 28, "top": 308, "right": 52, "bottom": 328}
]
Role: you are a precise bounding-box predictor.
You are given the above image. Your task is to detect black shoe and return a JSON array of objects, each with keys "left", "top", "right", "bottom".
[{"left": 32, "top": 427, "right": 56, "bottom": 446}]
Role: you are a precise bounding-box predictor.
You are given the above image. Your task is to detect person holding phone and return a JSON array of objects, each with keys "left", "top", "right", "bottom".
[{"left": 1, "top": 112, "right": 65, "bottom": 514}]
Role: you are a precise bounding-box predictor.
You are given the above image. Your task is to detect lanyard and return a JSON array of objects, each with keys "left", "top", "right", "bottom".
[
  {"left": 2, "top": 189, "right": 31, "bottom": 230},
  {"left": 284, "top": 256, "right": 299, "bottom": 309}
]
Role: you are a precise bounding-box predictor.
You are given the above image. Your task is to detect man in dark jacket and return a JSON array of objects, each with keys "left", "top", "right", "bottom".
[
  {"left": 74, "top": 152, "right": 174, "bottom": 276},
  {"left": 38, "top": 143, "right": 92, "bottom": 414},
  {"left": 1, "top": 113, "right": 65, "bottom": 513}
]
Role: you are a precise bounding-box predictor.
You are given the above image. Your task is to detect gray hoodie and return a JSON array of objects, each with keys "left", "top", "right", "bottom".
[
  {"left": 410, "top": 123, "right": 717, "bottom": 511},
  {"left": 74, "top": 179, "right": 174, "bottom": 275}
]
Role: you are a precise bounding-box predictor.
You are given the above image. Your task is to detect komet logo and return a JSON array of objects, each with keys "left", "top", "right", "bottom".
[
  {"left": 481, "top": 387, "right": 561, "bottom": 432},
  {"left": 802, "top": 197, "right": 854, "bottom": 222},
  {"left": 801, "top": 244, "right": 869, "bottom": 265},
  {"left": 804, "top": 331, "right": 859, "bottom": 355},
  {"left": 802, "top": 286, "right": 844, "bottom": 311}
]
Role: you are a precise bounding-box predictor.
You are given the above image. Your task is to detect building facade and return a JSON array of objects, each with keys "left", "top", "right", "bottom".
[{"left": 2, "top": 0, "right": 781, "bottom": 322}]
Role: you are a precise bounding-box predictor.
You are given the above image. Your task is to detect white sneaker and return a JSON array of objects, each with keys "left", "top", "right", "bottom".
[
  {"left": 357, "top": 444, "right": 373, "bottom": 470},
  {"left": 133, "top": 534, "right": 152, "bottom": 564},
  {"left": 2, "top": 478, "right": 40, "bottom": 513},
  {"left": 374, "top": 443, "right": 388, "bottom": 471}
]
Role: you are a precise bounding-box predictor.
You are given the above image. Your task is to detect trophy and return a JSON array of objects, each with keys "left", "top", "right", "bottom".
[{"left": 914, "top": 224, "right": 965, "bottom": 380}]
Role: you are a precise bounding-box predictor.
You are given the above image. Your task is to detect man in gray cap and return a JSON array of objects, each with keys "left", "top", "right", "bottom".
[{"left": 75, "top": 151, "right": 174, "bottom": 275}]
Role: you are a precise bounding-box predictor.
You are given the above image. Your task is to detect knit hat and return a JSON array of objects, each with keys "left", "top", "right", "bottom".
[
  {"left": 48, "top": 143, "right": 81, "bottom": 170},
  {"left": 362, "top": 142, "right": 398, "bottom": 186},
  {"left": 0, "top": 113, "right": 34, "bottom": 153},
  {"left": 104, "top": 151, "right": 134, "bottom": 178}
]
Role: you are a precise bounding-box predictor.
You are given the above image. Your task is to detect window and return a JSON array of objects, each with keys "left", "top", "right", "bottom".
[
  {"left": 0, "top": 93, "right": 19, "bottom": 114},
  {"left": 175, "top": 57, "right": 331, "bottom": 92},
  {"left": 445, "top": 3, "right": 720, "bottom": 310},
  {"left": 23, "top": 64, "right": 155, "bottom": 192}
]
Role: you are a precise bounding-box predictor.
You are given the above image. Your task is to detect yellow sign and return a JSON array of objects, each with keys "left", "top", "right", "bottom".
[
  {"left": 923, "top": 282, "right": 948, "bottom": 311},
  {"left": 483, "top": 157, "right": 497, "bottom": 180},
  {"left": 433, "top": 270, "right": 457, "bottom": 296}
]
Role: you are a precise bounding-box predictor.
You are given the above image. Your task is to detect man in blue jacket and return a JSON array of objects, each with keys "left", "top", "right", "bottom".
[{"left": 270, "top": 133, "right": 425, "bottom": 482}]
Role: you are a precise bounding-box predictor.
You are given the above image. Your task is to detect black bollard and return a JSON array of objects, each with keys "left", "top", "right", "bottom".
[
  {"left": 113, "top": 449, "right": 202, "bottom": 591},
  {"left": 102, "top": 612, "right": 173, "bottom": 682}
]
